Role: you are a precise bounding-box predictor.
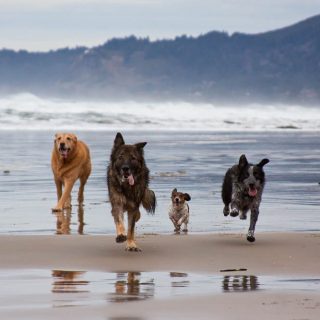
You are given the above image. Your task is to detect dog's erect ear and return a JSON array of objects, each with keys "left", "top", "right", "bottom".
[
  {"left": 238, "top": 154, "right": 248, "bottom": 168},
  {"left": 172, "top": 188, "right": 177, "bottom": 195},
  {"left": 114, "top": 132, "right": 125, "bottom": 149},
  {"left": 184, "top": 193, "right": 191, "bottom": 201},
  {"left": 135, "top": 142, "right": 147, "bottom": 151},
  {"left": 257, "top": 158, "right": 270, "bottom": 168}
]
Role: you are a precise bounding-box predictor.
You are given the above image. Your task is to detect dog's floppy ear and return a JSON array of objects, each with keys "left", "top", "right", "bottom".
[
  {"left": 172, "top": 188, "right": 177, "bottom": 195},
  {"left": 114, "top": 132, "right": 125, "bottom": 149},
  {"left": 238, "top": 154, "right": 248, "bottom": 168},
  {"left": 184, "top": 193, "right": 191, "bottom": 201},
  {"left": 54, "top": 133, "right": 61, "bottom": 143},
  {"left": 257, "top": 158, "right": 270, "bottom": 168},
  {"left": 70, "top": 134, "right": 77, "bottom": 143}
]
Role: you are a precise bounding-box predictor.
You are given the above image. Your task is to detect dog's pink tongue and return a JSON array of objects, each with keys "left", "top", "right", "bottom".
[
  {"left": 249, "top": 188, "right": 257, "bottom": 197},
  {"left": 61, "top": 150, "right": 68, "bottom": 159},
  {"left": 128, "top": 174, "right": 135, "bottom": 186}
]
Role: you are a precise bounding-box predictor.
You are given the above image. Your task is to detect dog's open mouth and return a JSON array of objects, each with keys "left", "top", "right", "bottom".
[
  {"left": 59, "top": 147, "right": 70, "bottom": 159},
  {"left": 248, "top": 186, "right": 258, "bottom": 197},
  {"left": 173, "top": 199, "right": 181, "bottom": 207},
  {"left": 122, "top": 174, "right": 135, "bottom": 186}
]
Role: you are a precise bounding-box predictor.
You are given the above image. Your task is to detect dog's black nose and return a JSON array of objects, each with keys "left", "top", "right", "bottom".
[
  {"left": 122, "top": 165, "right": 130, "bottom": 172},
  {"left": 175, "top": 198, "right": 180, "bottom": 203},
  {"left": 59, "top": 142, "right": 65, "bottom": 148},
  {"left": 249, "top": 183, "right": 255, "bottom": 188}
]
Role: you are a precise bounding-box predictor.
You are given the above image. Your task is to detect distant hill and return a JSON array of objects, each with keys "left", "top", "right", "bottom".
[{"left": 0, "top": 15, "right": 320, "bottom": 104}]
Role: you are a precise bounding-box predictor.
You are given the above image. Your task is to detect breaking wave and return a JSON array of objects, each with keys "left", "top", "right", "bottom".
[{"left": 0, "top": 93, "right": 320, "bottom": 131}]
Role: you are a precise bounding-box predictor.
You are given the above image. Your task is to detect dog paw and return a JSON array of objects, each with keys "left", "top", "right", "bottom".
[
  {"left": 239, "top": 212, "right": 247, "bottom": 220},
  {"left": 52, "top": 207, "right": 63, "bottom": 212},
  {"left": 230, "top": 209, "right": 239, "bottom": 217},
  {"left": 125, "top": 247, "right": 142, "bottom": 252},
  {"left": 247, "top": 231, "right": 255, "bottom": 242},
  {"left": 182, "top": 229, "right": 188, "bottom": 232},
  {"left": 223, "top": 206, "right": 230, "bottom": 216},
  {"left": 125, "top": 243, "right": 142, "bottom": 252},
  {"left": 116, "top": 234, "right": 127, "bottom": 243}
]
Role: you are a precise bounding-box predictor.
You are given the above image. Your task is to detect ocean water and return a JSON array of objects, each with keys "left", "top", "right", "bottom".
[{"left": 0, "top": 94, "right": 319, "bottom": 236}]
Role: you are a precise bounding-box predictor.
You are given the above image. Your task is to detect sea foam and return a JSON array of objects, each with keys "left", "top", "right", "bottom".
[{"left": 0, "top": 93, "right": 319, "bottom": 131}]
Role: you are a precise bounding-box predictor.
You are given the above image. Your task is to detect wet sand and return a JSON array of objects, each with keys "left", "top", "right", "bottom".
[
  {"left": 0, "top": 232, "right": 319, "bottom": 319},
  {"left": 0, "top": 232, "right": 319, "bottom": 274}
]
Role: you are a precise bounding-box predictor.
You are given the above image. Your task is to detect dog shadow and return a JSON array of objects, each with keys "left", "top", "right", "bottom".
[{"left": 54, "top": 205, "right": 85, "bottom": 235}]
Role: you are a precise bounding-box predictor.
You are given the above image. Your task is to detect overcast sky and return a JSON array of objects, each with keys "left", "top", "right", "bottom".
[{"left": 1, "top": 0, "right": 319, "bottom": 52}]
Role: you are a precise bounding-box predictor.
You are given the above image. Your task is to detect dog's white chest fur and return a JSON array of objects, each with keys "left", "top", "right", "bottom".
[{"left": 168, "top": 204, "right": 189, "bottom": 221}]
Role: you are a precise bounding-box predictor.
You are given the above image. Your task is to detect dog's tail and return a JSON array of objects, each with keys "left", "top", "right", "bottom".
[{"left": 142, "top": 188, "right": 156, "bottom": 214}]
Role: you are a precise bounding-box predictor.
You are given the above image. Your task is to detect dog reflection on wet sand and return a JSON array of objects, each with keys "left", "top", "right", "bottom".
[
  {"left": 54, "top": 205, "right": 85, "bottom": 235},
  {"left": 52, "top": 270, "right": 88, "bottom": 293},
  {"left": 222, "top": 275, "right": 259, "bottom": 292},
  {"left": 110, "top": 272, "right": 155, "bottom": 303},
  {"left": 170, "top": 272, "right": 190, "bottom": 288}
]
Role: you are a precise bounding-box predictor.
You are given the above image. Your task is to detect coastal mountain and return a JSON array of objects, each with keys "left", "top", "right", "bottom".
[{"left": 0, "top": 14, "right": 320, "bottom": 104}]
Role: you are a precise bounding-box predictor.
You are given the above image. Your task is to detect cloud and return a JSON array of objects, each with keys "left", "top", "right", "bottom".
[{"left": 1, "top": 0, "right": 319, "bottom": 51}]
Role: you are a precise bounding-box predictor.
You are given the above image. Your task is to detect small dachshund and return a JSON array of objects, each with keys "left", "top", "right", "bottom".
[{"left": 168, "top": 188, "right": 191, "bottom": 232}]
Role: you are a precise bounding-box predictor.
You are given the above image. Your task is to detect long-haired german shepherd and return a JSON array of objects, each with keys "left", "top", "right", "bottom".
[{"left": 107, "top": 132, "right": 156, "bottom": 251}]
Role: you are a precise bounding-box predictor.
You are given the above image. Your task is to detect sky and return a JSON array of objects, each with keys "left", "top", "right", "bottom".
[{"left": 0, "top": 0, "right": 320, "bottom": 52}]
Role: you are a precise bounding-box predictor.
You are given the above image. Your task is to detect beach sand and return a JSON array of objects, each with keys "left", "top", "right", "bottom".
[{"left": 0, "top": 232, "right": 319, "bottom": 319}]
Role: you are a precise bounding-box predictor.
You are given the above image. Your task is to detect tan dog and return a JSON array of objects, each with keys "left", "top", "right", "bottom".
[{"left": 51, "top": 133, "right": 91, "bottom": 212}]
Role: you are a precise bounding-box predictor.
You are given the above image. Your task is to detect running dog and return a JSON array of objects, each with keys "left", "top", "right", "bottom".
[
  {"left": 222, "top": 154, "right": 269, "bottom": 242},
  {"left": 107, "top": 132, "right": 156, "bottom": 252},
  {"left": 168, "top": 188, "right": 191, "bottom": 232},
  {"left": 51, "top": 133, "right": 91, "bottom": 212}
]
